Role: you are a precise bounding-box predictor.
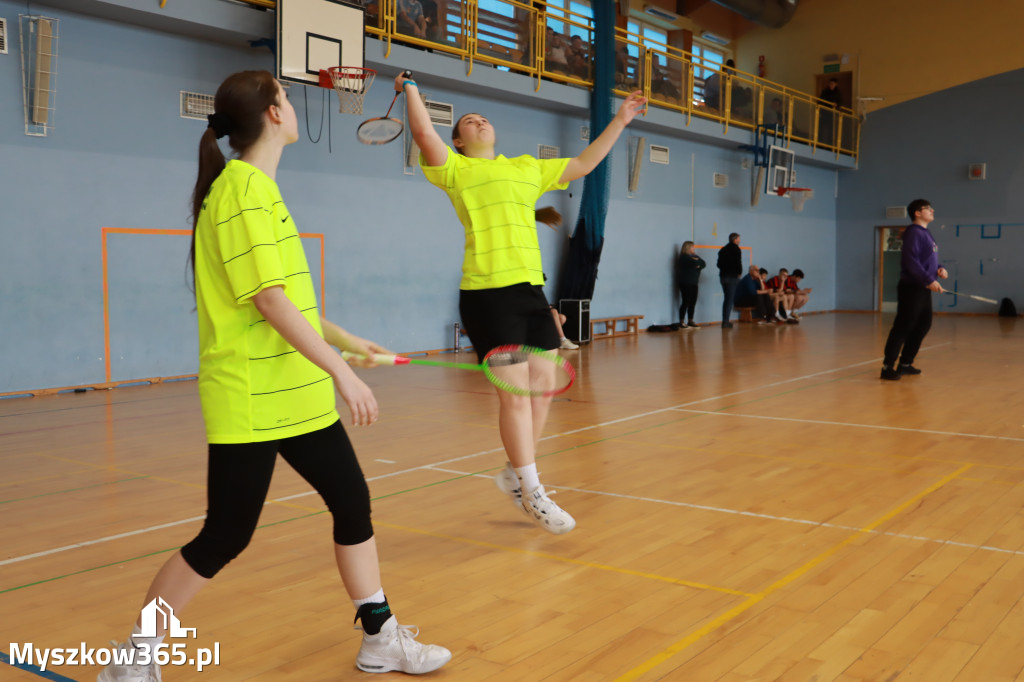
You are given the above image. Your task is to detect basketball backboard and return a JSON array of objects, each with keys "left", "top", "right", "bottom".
[
  {"left": 276, "top": 0, "right": 365, "bottom": 87},
  {"left": 765, "top": 145, "right": 795, "bottom": 195}
]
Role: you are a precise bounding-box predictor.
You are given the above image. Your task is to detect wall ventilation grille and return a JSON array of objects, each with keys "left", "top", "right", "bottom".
[
  {"left": 180, "top": 91, "right": 214, "bottom": 120},
  {"left": 649, "top": 144, "right": 669, "bottom": 164},
  {"left": 425, "top": 99, "right": 453, "bottom": 126},
  {"left": 538, "top": 144, "right": 560, "bottom": 159}
]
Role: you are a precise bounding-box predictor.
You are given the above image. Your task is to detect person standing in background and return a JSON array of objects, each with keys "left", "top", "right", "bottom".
[
  {"left": 716, "top": 233, "right": 743, "bottom": 328},
  {"left": 676, "top": 241, "right": 705, "bottom": 328},
  {"left": 881, "top": 199, "right": 947, "bottom": 380},
  {"left": 819, "top": 77, "right": 842, "bottom": 145}
]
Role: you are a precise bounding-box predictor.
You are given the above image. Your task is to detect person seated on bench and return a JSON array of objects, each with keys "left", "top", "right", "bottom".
[
  {"left": 540, "top": 258, "right": 578, "bottom": 350},
  {"left": 734, "top": 265, "right": 774, "bottom": 324},
  {"left": 765, "top": 268, "right": 797, "bottom": 323},
  {"left": 785, "top": 269, "right": 812, "bottom": 319},
  {"left": 397, "top": 0, "right": 427, "bottom": 38},
  {"left": 545, "top": 28, "right": 571, "bottom": 74},
  {"left": 550, "top": 306, "right": 578, "bottom": 349}
]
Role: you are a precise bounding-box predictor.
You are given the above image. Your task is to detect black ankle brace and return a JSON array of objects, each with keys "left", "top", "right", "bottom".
[{"left": 354, "top": 599, "right": 392, "bottom": 635}]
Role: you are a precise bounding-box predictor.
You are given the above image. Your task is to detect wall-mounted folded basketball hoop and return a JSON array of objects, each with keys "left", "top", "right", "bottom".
[{"left": 19, "top": 14, "right": 59, "bottom": 137}]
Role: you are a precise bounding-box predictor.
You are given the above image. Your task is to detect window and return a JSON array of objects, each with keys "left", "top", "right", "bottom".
[
  {"left": 546, "top": 0, "right": 592, "bottom": 38},
  {"left": 692, "top": 40, "right": 725, "bottom": 80},
  {"left": 478, "top": 0, "right": 514, "bottom": 17},
  {"left": 626, "top": 20, "right": 667, "bottom": 64},
  {"left": 691, "top": 40, "right": 727, "bottom": 103}
]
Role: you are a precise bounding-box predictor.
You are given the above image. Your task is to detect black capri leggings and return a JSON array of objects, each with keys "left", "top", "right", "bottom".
[{"left": 181, "top": 420, "right": 373, "bottom": 579}]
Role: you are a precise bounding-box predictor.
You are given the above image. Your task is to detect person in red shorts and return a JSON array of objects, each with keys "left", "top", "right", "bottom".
[{"left": 785, "top": 269, "right": 812, "bottom": 319}]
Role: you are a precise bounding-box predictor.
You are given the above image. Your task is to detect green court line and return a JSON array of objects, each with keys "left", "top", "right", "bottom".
[
  {"left": 1, "top": 548, "right": 178, "bottom": 595},
  {"left": 0, "top": 476, "right": 149, "bottom": 506}
]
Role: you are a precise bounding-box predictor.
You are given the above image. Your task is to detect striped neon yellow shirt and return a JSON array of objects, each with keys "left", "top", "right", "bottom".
[
  {"left": 421, "top": 148, "right": 570, "bottom": 290},
  {"left": 194, "top": 160, "right": 338, "bottom": 443}
]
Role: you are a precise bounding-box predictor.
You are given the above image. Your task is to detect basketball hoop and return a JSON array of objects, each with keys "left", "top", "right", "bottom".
[
  {"left": 325, "top": 66, "right": 376, "bottom": 115},
  {"left": 777, "top": 186, "right": 813, "bottom": 212}
]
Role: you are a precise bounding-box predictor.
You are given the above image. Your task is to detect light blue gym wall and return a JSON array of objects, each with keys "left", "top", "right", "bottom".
[
  {"left": 837, "top": 67, "right": 1024, "bottom": 312},
  {"left": 0, "top": 0, "right": 840, "bottom": 394}
]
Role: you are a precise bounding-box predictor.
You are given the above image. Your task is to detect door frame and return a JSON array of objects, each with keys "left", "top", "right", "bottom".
[{"left": 876, "top": 225, "right": 905, "bottom": 311}]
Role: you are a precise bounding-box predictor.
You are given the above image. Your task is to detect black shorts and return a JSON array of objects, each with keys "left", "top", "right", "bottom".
[{"left": 459, "top": 283, "right": 559, "bottom": 362}]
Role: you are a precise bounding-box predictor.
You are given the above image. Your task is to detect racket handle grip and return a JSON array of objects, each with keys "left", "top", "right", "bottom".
[{"left": 341, "top": 351, "right": 410, "bottom": 366}]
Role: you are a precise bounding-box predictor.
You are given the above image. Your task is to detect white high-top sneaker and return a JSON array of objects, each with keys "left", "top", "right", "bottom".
[{"left": 355, "top": 616, "right": 451, "bottom": 674}]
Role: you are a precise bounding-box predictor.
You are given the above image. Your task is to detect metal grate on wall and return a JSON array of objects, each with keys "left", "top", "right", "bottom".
[
  {"left": 538, "top": 144, "right": 560, "bottom": 159},
  {"left": 180, "top": 91, "right": 214, "bottom": 120}
]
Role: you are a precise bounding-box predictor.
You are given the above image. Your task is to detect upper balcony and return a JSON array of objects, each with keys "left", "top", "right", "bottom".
[{"left": 219, "top": 0, "right": 860, "bottom": 162}]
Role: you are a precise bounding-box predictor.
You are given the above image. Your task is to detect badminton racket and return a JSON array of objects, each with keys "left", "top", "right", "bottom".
[
  {"left": 342, "top": 344, "right": 575, "bottom": 398},
  {"left": 356, "top": 70, "right": 412, "bottom": 145},
  {"left": 939, "top": 288, "right": 998, "bottom": 305}
]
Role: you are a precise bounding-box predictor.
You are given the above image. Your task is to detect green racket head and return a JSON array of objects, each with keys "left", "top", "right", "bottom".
[{"left": 482, "top": 344, "right": 576, "bottom": 397}]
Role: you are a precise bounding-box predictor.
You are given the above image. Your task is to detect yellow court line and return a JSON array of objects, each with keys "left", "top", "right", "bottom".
[
  {"left": 377, "top": 522, "right": 755, "bottom": 597},
  {"left": 614, "top": 462, "right": 975, "bottom": 681}
]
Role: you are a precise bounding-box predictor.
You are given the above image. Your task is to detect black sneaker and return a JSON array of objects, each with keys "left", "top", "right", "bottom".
[
  {"left": 880, "top": 365, "right": 901, "bottom": 381},
  {"left": 898, "top": 364, "right": 922, "bottom": 375}
]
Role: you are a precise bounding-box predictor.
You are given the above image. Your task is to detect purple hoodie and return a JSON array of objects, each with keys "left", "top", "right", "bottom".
[{"left": 899, "top": 223, "right": 940, "bottom": 288}]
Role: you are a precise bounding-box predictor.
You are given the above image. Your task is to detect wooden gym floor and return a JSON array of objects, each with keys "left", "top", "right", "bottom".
[{"left": 2, "top": 313, "right": 1023, "bottom": 681}]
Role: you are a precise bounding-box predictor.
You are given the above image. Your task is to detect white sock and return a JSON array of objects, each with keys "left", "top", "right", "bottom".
[
  {"left": 514, "top": 463, "right": 541, "bottom": 493},
  {"left": 353, "top": 587, "right": 386, "bottom": 607},
  {"left": 130, "top": 623, "right": 165, "bottom": 652}
]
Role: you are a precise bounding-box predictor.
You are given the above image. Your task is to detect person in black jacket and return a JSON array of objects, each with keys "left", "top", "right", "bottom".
[
  {"left": 717, "top": 233, "right": 743, "bottom": 328},
  {"left": 819, "top": 77, "right": 842, "bottom": 145},
  {"left": 676, "top": 241, "right": 706, "bottom": 328}
]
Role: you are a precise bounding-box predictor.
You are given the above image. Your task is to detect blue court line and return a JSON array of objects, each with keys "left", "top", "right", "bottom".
[{"left": 0, "top": 652, "right": 80, "bottom": 681}]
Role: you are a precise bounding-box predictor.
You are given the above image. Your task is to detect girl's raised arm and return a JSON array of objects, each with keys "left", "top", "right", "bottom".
[
  {"left": 395, "top": 72, "right": 448, "bottom": 167},
  {"left": 560, "top": 90, "right": 646, "bottom": 184}
]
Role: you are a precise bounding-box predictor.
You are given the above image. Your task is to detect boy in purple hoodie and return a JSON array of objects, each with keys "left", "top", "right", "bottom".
[{"left": 881, "top": 199, "right": 948, "bottom": 380}]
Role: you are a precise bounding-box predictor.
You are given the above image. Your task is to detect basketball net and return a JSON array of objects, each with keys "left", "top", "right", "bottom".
[
  {"left": 327, "top": 66, "right": 376, "bottom": 115},
  {"left": 778, "top": 187, "right": 813, "bottom": 212}
]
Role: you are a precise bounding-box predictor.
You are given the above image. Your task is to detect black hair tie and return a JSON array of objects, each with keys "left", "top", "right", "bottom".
[{"left": 207, "top": 113, "right": 232, "bottom": 139}]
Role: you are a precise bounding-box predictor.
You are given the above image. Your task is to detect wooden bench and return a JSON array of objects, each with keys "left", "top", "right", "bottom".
[
  {"left": 591, "top": 315, "right": 644, "bottom": 339},
  {"left": 736, "top": 306, "right": 756, "bottom": 323}
]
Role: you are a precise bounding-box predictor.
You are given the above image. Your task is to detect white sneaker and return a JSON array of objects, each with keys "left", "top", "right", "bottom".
[
  {"left": 494, "top": 463, "right": 522, "bottom": 509},
  {"left": 97, "top": 641, "right": 162, "bottom": 682},
  {"left": 356, "top": 616, "right": 452, "bottom": 674},
  {"left": 522, "top": 485, "right": 576, "bottom": 534},
  {"left": 559, "top": 337, "right": 579, "bottom": 350}
]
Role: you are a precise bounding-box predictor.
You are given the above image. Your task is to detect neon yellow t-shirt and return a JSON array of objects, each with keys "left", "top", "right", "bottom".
[
  {"left": 421, "top": 148, "right": 570, "bottom": 290},
  {"left": 193, "top": 160, "right": 339, "bottom": 444}
]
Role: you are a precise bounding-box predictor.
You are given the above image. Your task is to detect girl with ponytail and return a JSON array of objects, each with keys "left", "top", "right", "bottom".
[{"left": 99, "top": 71, "right": 450, "bottom": 681}]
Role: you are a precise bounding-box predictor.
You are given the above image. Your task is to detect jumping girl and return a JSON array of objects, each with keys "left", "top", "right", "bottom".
[{"left": 400, "top": 70, "right": 646, "bottom": 535}]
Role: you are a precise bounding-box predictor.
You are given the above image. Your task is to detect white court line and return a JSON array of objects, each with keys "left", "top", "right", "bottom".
[
  {"left": 0, "top": 516, "right": 206, "bottom": 567},
  {"left": 0, "top": 346, "right": 951, "bottom": 569},
  {"left": 438, "top": 469, "right": 1024, "bottom": 559},
  {"left": 675, "top": 409, "right": 1024, "bottom": 443}
]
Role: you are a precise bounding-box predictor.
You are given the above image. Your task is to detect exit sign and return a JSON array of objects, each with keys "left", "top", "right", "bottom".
[{"left": 823, "top": 63, "right": 840, "bottom": 73}]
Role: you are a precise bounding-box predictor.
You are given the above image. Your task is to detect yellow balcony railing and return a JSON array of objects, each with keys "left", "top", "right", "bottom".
[{"left": 233, "top": 0, "right": 859, "bottom": 159}]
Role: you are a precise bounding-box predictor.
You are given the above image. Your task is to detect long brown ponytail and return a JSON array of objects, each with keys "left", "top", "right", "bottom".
[{"left": 188, "top": 70, "right": 279, "bottom": 287}]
